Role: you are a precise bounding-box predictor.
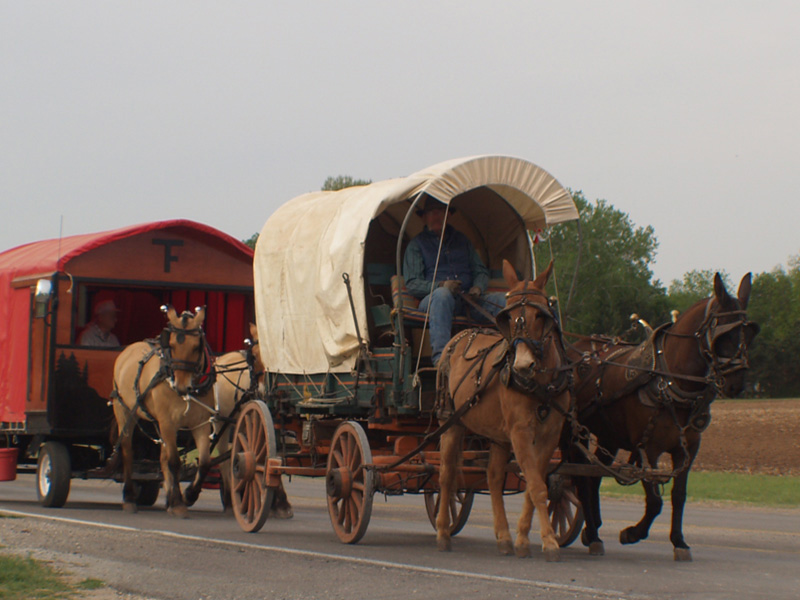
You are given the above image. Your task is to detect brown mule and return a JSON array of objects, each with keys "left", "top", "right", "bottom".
[
  {"left": 213, "top": 323, "right": 293, "bottom": 519},
  {"left": 436, "top": 260, "right": 572, "bottom": 561},
  {"left": 112, "top": 306, "right": 216, "bottom": 517},
  {"left": 567, "top": 273, "right": 759, "bottom": 561}
]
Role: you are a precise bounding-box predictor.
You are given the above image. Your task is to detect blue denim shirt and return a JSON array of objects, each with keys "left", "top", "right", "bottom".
[{"left": 403, "top": 225, "right": 490, "bottom": 299}]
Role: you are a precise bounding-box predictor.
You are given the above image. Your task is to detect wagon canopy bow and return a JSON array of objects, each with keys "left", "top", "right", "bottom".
[{"left": 254, "top": 155, "right": 579, "bottom": 375}]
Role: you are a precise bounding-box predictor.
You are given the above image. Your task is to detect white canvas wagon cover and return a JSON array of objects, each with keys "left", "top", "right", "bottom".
[{"left": 254, "top": 155, "right": 578, "bottom": 374}]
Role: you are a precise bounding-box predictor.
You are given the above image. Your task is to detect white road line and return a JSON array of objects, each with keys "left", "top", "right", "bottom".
[{"left": 0, "top": 507, "right": 649, "bottom": 599}]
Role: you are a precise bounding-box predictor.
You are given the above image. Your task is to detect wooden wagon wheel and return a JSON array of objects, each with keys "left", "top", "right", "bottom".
[
  {"left": 423, "top": 489, "right": 475, "bottom": 537},
  {"left": 231, "top": 400, "right": 276, "bottom": 533},
  {"left": 547, "top": 474, "right": 584, "bottom": 547},
  {"left": 325, "top": 421, "right": 375, "bottom": 544}
]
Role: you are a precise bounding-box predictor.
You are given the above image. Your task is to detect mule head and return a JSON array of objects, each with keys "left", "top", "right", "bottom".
[
  {"left": 495, "top": 260, "right": 560, "bottom": 375},
  {"left": 160, "top": 305, "right": 209, "bottom": 396},
  {"left": 673, "top": 273, "right": 759, "bottom": 398}
]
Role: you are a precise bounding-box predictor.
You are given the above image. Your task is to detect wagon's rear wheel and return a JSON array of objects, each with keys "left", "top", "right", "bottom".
[
  {"left": 231, "top": 400, "right": 276, "bottom": 533},
  {"left": 36, "top": 441, "right": 71, "bottom": 508},
  {"left": 547, "top": 474, "right": 584, "bottom": 547},
  {"left": 424, "top": 489, "right": 474, "bottom": 537},
  {"left": 326, "top": 421, "right": 375, "bottom": 544}
]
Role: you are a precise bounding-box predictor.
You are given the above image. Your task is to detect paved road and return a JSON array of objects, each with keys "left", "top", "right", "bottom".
[{"left": 1, "top": 474, "right": 799, "bottom": 599}]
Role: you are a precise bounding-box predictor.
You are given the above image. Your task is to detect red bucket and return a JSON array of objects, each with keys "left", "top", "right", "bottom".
[{"left": 0, "top": 448, "right": 18, "bottom": 481}]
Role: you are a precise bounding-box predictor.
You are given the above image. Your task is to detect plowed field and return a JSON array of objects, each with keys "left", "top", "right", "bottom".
[{"left": 693, "top": 399, "right": 800, "bottom": 476}]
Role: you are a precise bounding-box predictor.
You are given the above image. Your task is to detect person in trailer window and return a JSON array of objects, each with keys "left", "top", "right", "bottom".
[
  {"left": 78, "top": 299, "right": 121, "bottom": 347},
  {"left": 403, "top": 195, "right": 506, "bottom": 365}
]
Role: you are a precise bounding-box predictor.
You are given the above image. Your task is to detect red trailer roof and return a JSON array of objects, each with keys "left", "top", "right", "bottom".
[{"left": 0, "top": 219, "right": 253, "bottom": 282}]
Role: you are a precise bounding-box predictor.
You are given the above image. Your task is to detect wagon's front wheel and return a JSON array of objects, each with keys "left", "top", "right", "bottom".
[
  {"left": 424, "top": 489, "right": 474, "bottom": 537},
  {"left": 326, "top": 421, "right": 375, "bottom": 544},
  {"left": 231, "top": 400, "right": 276, "bottom": 533},
  {"left": 547, "top": 474, "right": 584, "bottom": 547}
]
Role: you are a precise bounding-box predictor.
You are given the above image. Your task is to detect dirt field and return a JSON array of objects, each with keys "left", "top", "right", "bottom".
[{"left": 692, "top": 398, "right": 800, "bottom": 476}]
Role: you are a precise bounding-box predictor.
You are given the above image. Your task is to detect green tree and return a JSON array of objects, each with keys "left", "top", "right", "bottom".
[
  {"left": 321, "top": 175, "right": 372, "bottom": 191},
  {"left": 667, "top": 269, "right": 731, "bottom": 314},
  {"left": 746, "top": 257, "right": 800, "bottom": 397},
  {"left": 535, "top": 191, "right": 668, "bottom": 337},
  {"left": 242, "top": 232, "right": 259, "bottom": 250}
]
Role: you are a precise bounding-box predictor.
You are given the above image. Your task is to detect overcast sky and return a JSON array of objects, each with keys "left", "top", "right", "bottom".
[{"left": 2, "top": 1, "right": 797, "bottom": 285}]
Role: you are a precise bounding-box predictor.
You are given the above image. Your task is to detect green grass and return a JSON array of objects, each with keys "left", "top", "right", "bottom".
[
  {"left": 0, "top": 554, "right": 105, "bottom": 599},
  {"left": 601, "top": 471, "right": 800, "bottom": 507}
]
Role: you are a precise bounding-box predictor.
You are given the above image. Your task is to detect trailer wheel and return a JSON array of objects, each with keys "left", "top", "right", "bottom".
[
  {"left": 326, "top": 421, "right": 375, "bottom": 544},
  {"left": 424, "top": 489, "right": 474, "bottom": 536},
  {"left": 36, "top": 441, "right": 71, "bottom": 508},
  {"left": 136, "top": 481, "right": 161, "bottom": 507}
]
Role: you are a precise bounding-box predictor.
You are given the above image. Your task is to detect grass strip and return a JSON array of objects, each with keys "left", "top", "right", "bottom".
[
  {"left": 0, "top": 554, "right": 74, "bottom": 599},
  {"left": 600, "top": 471, "right": 800, "bottom": 507}
]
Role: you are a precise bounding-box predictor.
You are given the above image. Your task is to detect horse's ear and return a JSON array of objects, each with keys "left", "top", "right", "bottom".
[
  {"left": 534, "top": 260, "right": 554, "bottom": 289},
  {"left": 164, "top": 305, "right": 178, "bottom": 323},
  {"left": 191, "top": 306, "right": 206, "bottom": 328},
  {"left": 249, "top": 322, "right": 259, "bottom": 342},
  {"left": 713, "top": 273, "right": 731, "bottom": 305},
  {"left": 502, "top": 259, "right": 519, "bottom": 289},
  {"left": 737, "top": 273, "right": 752, "bottom": 309}
]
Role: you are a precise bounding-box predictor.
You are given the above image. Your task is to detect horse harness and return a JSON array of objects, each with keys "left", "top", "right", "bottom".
[
  {"left": 111, "top": 321, "right": 217, "bottom": 445},
  {"left": 570, "top": 295, "right": 757, "bottom": 481},
  {"left": 375, "top": 286, "right": 573, "bottom": 473}
]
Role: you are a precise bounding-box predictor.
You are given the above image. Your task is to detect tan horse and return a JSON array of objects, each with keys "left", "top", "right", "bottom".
[
  {"left": 436, "top": 260, "right": 572, "bottom": 561},
  {"left": 566, "top": 273, "right": 759, "bottom": 560},
  {"left": 213, "top": 323, "right": 293, "bottom": 519},
  {"left": 112, "top": 306, "right": 216, "bottom": 517}
]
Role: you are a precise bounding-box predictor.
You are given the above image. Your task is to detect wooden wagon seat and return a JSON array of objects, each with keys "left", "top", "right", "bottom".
[{"left": 390, "top": 274, "right": 507, "bottom": 329}]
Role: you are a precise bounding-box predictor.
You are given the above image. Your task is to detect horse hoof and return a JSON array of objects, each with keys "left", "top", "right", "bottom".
[
  {"left": 497, "top": 540, "right": 514, "bottom": 556},
  {"left": 437, "top": 537, "right": 452, "bottom": 552},
  {"left": 270, "top": 506, "right": 294, "bottom": 519},
  {"left": 514, "top": 544, "right": 531, "bottom": 559},
  {"left": 183, "top": 490, "right": 198, "bottom": 507},
  {"left": 619, "top": 527, "right": 638, "bottom": 545},
  {"left": 122, "top": 502, "right": 137, "bottom": 514},
  {"left": 168, "top": 505, "right": 189, "bottom": 519},
  {"left": 674, "top": 548, "right": 693, "bottom": 562},
  {"left": 588, "top": 541, "right": 605, "bottom": 556},
  {"left": 543, "top": 547, "right": 561, "bottom": 563}
]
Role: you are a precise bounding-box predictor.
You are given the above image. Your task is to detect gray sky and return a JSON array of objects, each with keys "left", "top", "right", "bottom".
[{"left": 2, "top": 1, "right": 797, "bottom": 285}]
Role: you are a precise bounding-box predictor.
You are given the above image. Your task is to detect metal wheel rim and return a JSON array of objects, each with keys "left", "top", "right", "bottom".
[
  {"left": 231, "top": 400, "right": 276, "bottom": 533},
  {"left": 326, "top": 422, "right": 374, "bottom": 544},
  {"left": 38, "top": 453, "right": 52, "bottom": 498}
]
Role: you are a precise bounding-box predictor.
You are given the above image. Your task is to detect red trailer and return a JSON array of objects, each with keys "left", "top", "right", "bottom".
[{"left": 0, "top": 220, "right": 254, "bottom": 506}]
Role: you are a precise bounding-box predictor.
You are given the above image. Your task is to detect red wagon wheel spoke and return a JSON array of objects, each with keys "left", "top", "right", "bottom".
[
  {"left": 326, "top": 421, "right": 375, "bottom": 544},
  {"left": 231, "top": 400, "right": 276, "bottom": 533}
]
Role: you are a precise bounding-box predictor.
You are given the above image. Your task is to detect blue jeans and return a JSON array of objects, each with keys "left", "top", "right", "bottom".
[{"left": 418, "top": 288, "right": 506, "bottom": 364}]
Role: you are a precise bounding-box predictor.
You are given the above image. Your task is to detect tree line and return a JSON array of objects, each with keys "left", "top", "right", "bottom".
[{"left": 245, "top": 178, "right": 798, "bottom": 398}]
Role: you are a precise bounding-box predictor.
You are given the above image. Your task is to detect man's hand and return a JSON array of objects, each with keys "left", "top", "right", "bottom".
[
  {"left": 467, "top": 286, "right": 481, "bottom": 299},
  {"left": 440, "top": 280, "right": 462, "bottom": 294}
]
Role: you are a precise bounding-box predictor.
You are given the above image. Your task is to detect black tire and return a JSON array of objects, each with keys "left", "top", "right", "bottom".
[
  {"left": 136, "top": 480, "right": 161, "bottom": 507},
  {"left": 36, "top": 441, "right": 71, "bottom": 508}
]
